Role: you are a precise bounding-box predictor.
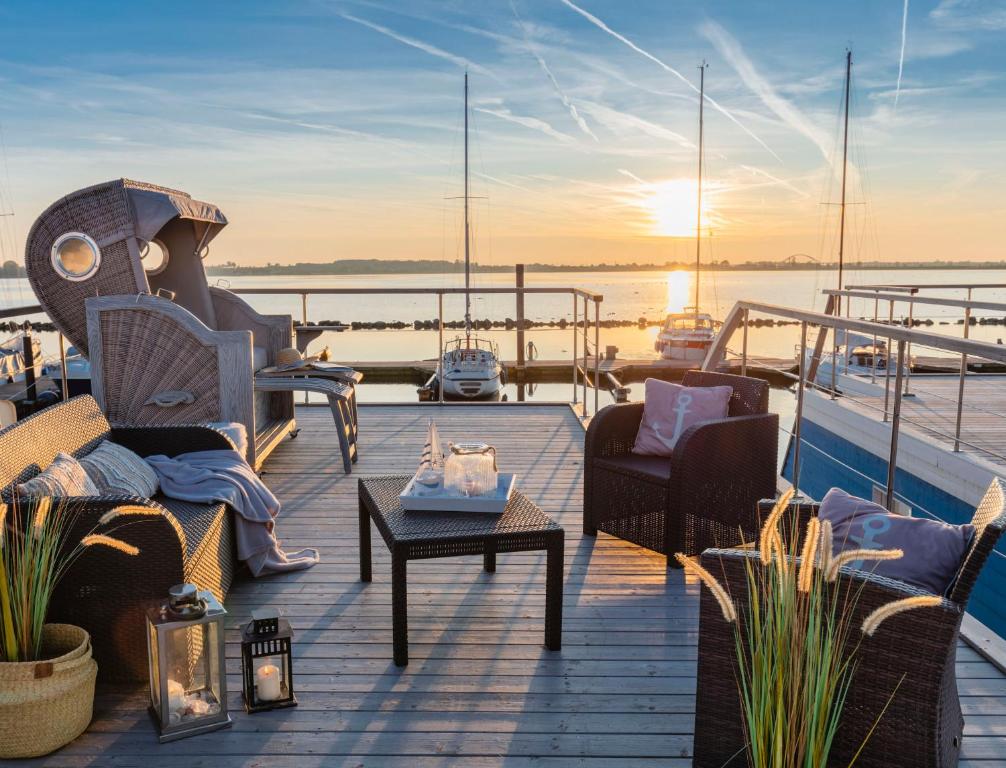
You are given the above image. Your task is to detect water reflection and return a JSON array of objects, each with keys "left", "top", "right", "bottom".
[{"left": 666, "top": 270, "right": 691, "bottom": 313}]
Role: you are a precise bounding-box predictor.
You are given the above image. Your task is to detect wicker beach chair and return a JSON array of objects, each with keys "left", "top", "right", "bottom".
[
  {"left": 25, "top": 179, "right": 358, "bottom": 470},
  {"left": 583, "top": 370, "right": 779, "bottom": 564},
  {"left": 0, "top": 395, "right": 238, "bottom": 682},
  {"left": 693, "top": 479, "right": 1006, "bottom": 767}
]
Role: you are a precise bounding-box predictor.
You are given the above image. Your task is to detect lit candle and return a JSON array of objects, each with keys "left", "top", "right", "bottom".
[
  {"left": 166, "top": 678, "right": 186, "bottom": 713},
  {"left": 255, "top": 663, "right": 282, "bottom": 702}
]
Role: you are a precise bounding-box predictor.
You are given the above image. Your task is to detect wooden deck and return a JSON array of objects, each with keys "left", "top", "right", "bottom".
[{"left": 27, "top": 404, "right": 1006, "bottom": 766}]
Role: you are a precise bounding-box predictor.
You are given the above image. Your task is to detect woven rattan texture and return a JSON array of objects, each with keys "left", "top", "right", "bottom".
[
  {"left": 98, "top": 310, "right": 222, "bottom": 425},
  {"left": 360, "top": 475, "right": 560, "bottom": 545},
  {"left": 583, "top": 374, "right": 778, "bottom": 560},
  {"left": 25, "top": 180, "right": 144, "bottom": 355},
  {"left": 694, "top": 480, "right": 1006, "bottom": 768}
]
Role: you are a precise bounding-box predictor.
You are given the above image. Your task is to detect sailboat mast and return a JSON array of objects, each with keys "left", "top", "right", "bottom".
[
  {"left": 694, "top": 62, "right": 706, "bottom": 316},
  {"left": 464, "top": 71, "right": 472, "bottom": 340},
  {"left": 836, "top": 50, "right": 852, "bottom": 317}
]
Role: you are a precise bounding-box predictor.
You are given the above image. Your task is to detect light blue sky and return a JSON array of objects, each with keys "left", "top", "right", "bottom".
[{"left": 0, "top": 0, "right": 1003, "bottom": 266}]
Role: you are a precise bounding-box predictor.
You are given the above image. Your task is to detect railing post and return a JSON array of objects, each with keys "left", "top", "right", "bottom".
[
  {"left": 903, "top": 300, "right": 914, "bottom": 396},
  {"left": 886, "top": 339, "right": 907, "bottom": 511},
  {"left": 741, "top": 308, "right": 748, "bottom": 377},
  {"left": 953, "top": 305, "right": 971, "bottom": 451},
  {"left": 582, "top": 295, "right": 588, "bottom": 415},
  {"left": 871, "top": 294, "right": 879, "bottom": 384},
  {"left": 594, "top": 298, "right": 600, "bottom": 415},
  {"left": 883, "top": 300, "right": 894, "bottom": 422},
  {"left": 438, "top": 293, "right": 445, "bottom": 405},
  {"left": 301, "top": 293, "right": 308, "bottom": 326},
  {"left": 792, "top": 321, "right": 808, "bottom": 496},
  {"left": 21, "top": 326, "right": 36, "bottom": 404},
  {"left": 515, "top": 264, "right": 525, "bottom": 377},
  {"left": 58, "top": 333, "right": 69, "bottom": 402},
  {"left": 572, "top": 295, "right": 578, "bottom": 405}
]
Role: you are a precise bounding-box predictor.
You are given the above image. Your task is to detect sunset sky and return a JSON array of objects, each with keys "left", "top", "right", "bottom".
[{"left": 0, "top": 0, "right": 1003, "bottom": 267}]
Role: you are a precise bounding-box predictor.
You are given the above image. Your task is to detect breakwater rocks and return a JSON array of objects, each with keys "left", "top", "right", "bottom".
[{"left": 301, "top": 315, "right": 1006, "bottom": 332}]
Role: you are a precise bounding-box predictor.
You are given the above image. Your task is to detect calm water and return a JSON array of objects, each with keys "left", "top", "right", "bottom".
[{"left": 3, "top": 267, "right": 1004, "bottom": 406}]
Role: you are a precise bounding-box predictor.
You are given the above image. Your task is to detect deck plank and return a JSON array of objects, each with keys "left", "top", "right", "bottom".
[{"left": 26, "top": 404, "right": 1006, "bottom": 766}]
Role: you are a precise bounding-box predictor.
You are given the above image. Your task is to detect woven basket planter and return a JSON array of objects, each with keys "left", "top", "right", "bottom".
[{"left": 0, "top": 624, "right": 97, "bottom": 758}]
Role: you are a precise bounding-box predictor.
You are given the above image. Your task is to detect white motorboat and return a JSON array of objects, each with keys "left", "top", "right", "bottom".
[{"left": 655, "top": 309, "right": 716, "bottom": 361}]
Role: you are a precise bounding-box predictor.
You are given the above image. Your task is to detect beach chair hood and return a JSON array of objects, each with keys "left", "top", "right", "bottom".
[{"left": 25, "top": 179, "right": 228, "bottom": 355}]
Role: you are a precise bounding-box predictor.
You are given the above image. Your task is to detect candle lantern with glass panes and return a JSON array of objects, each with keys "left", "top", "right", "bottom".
[
  {"left": 241, "top": 608, "right": 297, "bottom": 713},
  {"left": 145, "top": 583, "right": 232, "bottom": 743}
]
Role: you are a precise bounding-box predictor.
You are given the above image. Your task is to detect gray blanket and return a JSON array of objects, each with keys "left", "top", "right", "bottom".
[{"left": 146, "top": 449, "right": 318, "bottom": 576}]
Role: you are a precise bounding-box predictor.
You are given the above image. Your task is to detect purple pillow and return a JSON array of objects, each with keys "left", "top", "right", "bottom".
[
  {"left": 819, "top": 487, "right": 975, "bottom": 594},
  {"left": 632, "top": 378, "right": 732, "bottom": 457}
]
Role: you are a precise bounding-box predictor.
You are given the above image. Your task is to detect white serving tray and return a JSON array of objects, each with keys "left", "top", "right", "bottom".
[{"left": 400, "top": 473, "right": 517, "bottom": 514}]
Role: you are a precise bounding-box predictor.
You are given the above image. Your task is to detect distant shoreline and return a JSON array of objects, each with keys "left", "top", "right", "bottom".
[{"left": 205, "top": 259, "right": 1006, "bottom": 277}]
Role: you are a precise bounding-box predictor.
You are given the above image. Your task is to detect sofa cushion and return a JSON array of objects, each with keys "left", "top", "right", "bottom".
[
  {"left": 633, "top": 378, "right": 732, "bottom": 457},
  {"left": 819, "top": 487, "right": 975, "bottom": 594},
  {"left": 80, "top": 440, "right": 159, "bottom": 498},
  {"left": 595, "top": 454, "right": 672, "bottom": 485},
  {"left": 18, "top": 452, "right": 99, "bottom": 498}
]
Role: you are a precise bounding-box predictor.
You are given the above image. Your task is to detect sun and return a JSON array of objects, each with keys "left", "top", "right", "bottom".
[{"left": 640, "top": 178, "right": 714, "bottom": 238}]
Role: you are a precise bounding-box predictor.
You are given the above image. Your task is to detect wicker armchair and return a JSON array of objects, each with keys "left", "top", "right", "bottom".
[
  {"left": 693, "top": 479, "right": 1006, "bottom": 768},
  {"left": 0, "top": 395, "right": 239, "bottom": 682},
  {"left": 583, "top": 371, "right": 778, "bottom": 564}
]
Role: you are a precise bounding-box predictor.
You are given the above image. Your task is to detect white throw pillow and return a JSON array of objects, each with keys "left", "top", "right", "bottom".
[{"left": 18, "top": 452, "right": 100, "bottom": 498}]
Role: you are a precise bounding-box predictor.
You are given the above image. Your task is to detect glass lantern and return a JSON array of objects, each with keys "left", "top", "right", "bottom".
[
  {"left": 444, "top": 442, "right": 498, "bottom": 497},
  {"left": 145, "top": 584, "right": 231, "bottom": 743},
  {"left": 241, "top": 608, "right": 297, "bottom": 713}
]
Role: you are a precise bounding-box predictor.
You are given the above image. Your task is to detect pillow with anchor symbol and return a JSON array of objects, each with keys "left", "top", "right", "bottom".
[
  {"left": 819, "top": 487, "right": 975, "bottom": 595},
  {"left": 631, "top": 378, "right": 732, "bottom": 457}
]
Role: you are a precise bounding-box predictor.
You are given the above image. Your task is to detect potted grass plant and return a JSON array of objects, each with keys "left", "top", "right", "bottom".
[
  {"left": 0, "top": 497, "right": 141, "bottom": 758},
  {"left": 679, "top": 490, "right": 944, "bottom": 767}
]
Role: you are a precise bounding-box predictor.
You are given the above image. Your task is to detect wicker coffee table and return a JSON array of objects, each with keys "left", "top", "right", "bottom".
[{"left": 358, "top": 475, "right": 564, "bottom": 666}]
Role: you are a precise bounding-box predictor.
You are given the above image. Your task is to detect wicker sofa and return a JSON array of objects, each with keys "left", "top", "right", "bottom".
[
  {"left": 583, "top": 371, "right": 779, "bottom": 563},
  {"left": 693, "top": 479, "right": 1006, "bottom": 767},
  {"left": 0, "top": 395, "right": 238, "bottom": 682}
]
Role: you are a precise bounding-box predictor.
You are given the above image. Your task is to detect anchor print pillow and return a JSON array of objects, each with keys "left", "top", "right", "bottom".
[
  {"left": 632, "top": 378, "right": 733, "bottom": 457},
  {"left": 819, "top": 487, "right": 975, "bottom": 595}
]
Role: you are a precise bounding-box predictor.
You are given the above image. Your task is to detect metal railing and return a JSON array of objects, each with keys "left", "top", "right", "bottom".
[
  {"left": 230, "top": 285, "right": 606, "bottom": 417},
  {"left": 704, "top": 299, "right": 1006, "bottom": 511}
]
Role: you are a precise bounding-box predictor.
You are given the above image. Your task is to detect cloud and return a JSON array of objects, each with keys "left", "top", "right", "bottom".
[
  {"left": 896, "top": 0, "right": 909, "bottom": 107},
  {"left": 577, "top": 101, "right": 694, "bottom": 150},
  {"left": 473, "top": 107, "right": 577, "bottom": 145},
  {"left": 699, "top": 20, "right": 832, "bottom": 162},
  {"left": 930, "top": 0, "right": 1006, "bottom": 30},
  {"left": 338, "top": 12, "right": 493, "bottom": 77},
  {"left": 558, "top": 0, "right": 780, "bottom": 161},
  {"left": 509, "top": 0, "right": 598, "bottom": 141}
]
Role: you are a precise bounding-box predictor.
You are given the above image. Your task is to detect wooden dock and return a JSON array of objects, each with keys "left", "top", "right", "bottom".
[{"left": 24, "top": 403, "right": 1006, "bottom": 766}]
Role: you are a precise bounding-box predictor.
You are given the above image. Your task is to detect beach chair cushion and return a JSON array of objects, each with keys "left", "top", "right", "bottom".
[
  {"left": 820, "top": 487, "right": 975, "bottom": 594},
  {"left": 80, "top": 440, "right": 159, "bottom": 498},
  {"left": 632, "top": 378, "right": 732, "bottom": 456},
  {"left": 18, "top": 451, "right": 100, "bottom": 498}
]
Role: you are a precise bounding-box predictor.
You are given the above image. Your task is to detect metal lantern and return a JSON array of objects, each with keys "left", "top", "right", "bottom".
[
  {"left": 241, "top": 608, "right": 297, "bottom": 713},
  {"left": 145, "top": 584, "right": 232, "bottom": 743}
]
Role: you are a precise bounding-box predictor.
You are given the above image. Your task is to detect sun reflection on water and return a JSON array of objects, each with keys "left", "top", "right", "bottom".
[{"left": 665, "top": 270, "right": 692, "bottom": 313}]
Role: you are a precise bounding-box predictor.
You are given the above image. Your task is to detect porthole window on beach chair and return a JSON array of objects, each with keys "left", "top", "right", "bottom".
[
  {"left": 140, "top": 238, "right": 170, "bottom": 276},
  {"left": 51, "top": 232, "right": 101, "bottom": 281}
]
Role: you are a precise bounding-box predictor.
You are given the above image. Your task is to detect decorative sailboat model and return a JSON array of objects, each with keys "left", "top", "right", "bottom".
[
  {"left": 655, "top": 63, "right": 717, "bottom": 362},
  {"left": 436, "top": 73, "right": 505, "bottom": 400}
]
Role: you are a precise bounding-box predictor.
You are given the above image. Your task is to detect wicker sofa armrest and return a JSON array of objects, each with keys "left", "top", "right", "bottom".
[
  {"left": 110, "top": 424, "right": 236, "bottom": 457},
  {"left": 667, "top": 413, "right": 779, "bottom": 535},
  {"left": 585, "top": 402, "right": 645, "bottom": 459},
  {"left": 210, "top": 286, "right": 292, "bottom": 364},
  {"left": 757, "top": 497, "right": 819, "bottom": 545}
]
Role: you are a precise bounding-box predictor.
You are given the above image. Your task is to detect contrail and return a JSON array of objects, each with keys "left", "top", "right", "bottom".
[
  {"left": 895, "top": 0, "right": 909, "bottom": 108},
  {"left": 577, "top": 100, "right": 694, "bottom": 150},
  {"left": 700, "top": 20, "right": 831, "bottom": 162},
  {"left": 509, "top": 0, "right": 598, "bottom": 141},
  {"left": 339, "top": 12, "right": 492, "bottom": 77},
  {"left": 474, "top": 106, "right": 577, "bottom": 145},
  {"left": 739, "top": 164, "right": 810, "bottom": 198},
  {"left": 559, "top": 0, "right": 780, "bottom": 161}
]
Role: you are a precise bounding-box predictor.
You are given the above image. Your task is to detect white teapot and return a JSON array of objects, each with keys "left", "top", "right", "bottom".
[{"left": 444, "top": 442, "right": 498, "bottom": 497}]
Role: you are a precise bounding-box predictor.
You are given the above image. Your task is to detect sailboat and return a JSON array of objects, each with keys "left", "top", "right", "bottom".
[
  {"left": 436, "top": 73, "right": 505, "bottom": 400},
  {"left": 655, "top": 63, "right": 717, "bottom": 361}
]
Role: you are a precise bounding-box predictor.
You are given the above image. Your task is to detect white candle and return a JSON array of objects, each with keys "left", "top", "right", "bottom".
[
  {"left": 166, "top": 678, "right": 186, "bottom": 714},
  {"left": 256, "top": 663, "right": 282, "bottom": 701}
]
